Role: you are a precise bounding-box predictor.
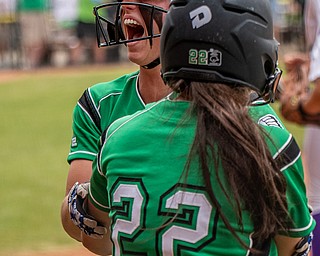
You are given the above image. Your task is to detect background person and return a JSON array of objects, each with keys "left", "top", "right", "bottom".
[
  {"left": 279, "top": 0, "right": 320, "bottom": 255},
  {"left": 17, "top": 0, "right": 51, "bottom": 69},
  {"left": 78, "top": 0, "right": 314, "bottom": 255},
  {"left": 73, "top": 0, "right": 106, "bottom": 64},
  {"left": 0, "top": 0, "right": 20, "bottom": 68},
  {"left": 50, "top": 0, "right": 79, "bottom": 67},
  {"left": 302, "top": 12, "right": 320, "bottom": 254}
]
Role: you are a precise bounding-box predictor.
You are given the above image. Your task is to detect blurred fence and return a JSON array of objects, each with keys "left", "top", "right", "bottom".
[
  {"left": 0, "top": 0, "right": 306, "bottom": 70},
  {"left": 0, "top": 0, "right": 22, "bottom": 69},
  {"left": 274, "top": 0, "right": 306, "bottom": 51}
]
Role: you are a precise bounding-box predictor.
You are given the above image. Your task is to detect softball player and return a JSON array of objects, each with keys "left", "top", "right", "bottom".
[
  {"left": 62, "top": 0, "right": 288, "bottom": 239},
  {"left": 301, "top": 0, "right": 320, "bottom": 254},
  {"left": 61, "top": 0, "right": 171, "bottom": 240},
  {"left": 79, "top": 0, "right": 315, "bottom": 255}
]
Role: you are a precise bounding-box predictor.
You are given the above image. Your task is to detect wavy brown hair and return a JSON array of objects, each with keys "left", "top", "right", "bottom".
[{"left": 170, "top": 79, "right": 289, "bottom": 251}]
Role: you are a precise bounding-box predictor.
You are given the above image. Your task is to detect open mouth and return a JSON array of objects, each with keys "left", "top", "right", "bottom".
[{"left": 124, "top": 18, "right": 145, "bottom": 40}]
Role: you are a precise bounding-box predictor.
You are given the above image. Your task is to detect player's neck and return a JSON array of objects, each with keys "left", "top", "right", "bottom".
[{"left": 138, "top": 66, "right": 172, "bottom": 103}]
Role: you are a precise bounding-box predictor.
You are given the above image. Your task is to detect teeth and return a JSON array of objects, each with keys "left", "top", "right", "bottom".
[{"left": 124, "top": 19, "right": 140, "bottom": 26}]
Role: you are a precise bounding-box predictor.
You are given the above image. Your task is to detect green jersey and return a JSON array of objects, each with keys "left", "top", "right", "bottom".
[
  {"left": 89, "top": 99, "right": 315, "bottom": 256},
  {"left": 67, "top": 71, "right": 145, "bottom": 163},
  {"left": 67, "top": 72, "right": 281, "bottom": 164}
]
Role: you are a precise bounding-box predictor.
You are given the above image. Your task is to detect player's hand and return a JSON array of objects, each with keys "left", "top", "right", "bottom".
[
  {"left": 68, "top": 182, "right": 107, "bottom": 239},
  {"left": 279, "top": 53, "right": 310, "bottom": 125},
  {"left": 283, "top": 52, "right": 309, "bottom": 73}
]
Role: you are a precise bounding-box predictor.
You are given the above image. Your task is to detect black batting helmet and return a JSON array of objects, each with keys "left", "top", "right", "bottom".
[{"left": 160, "top": 0, "right": 282, "bottom": 100}]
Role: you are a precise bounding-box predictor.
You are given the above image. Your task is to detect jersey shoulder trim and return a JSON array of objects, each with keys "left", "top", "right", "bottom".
[
  {"left": 78, "top": 88, "right": 101, "bottom": 130},
  {"left": 105, "top": 100, "right": 162, "bottom": 141},
  {"left": 90, "top": 70, "right": 139, "bottom": 94},
  {"left": 77, "top": 71, "right": 139, "bottom": 132},
  {"left": 273, "top": 134, "right": 301, "bottom": 172},
  {"left": 68, "top": 150, "right": 97, "bottom": 163}
]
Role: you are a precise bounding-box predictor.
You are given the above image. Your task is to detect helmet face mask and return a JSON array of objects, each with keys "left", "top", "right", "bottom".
[
  {"left": 160, "top": 0, "right": 281, "bottom": 101},
  {"left": 94, "top": 2, "right": 167, "bottom": 47}
]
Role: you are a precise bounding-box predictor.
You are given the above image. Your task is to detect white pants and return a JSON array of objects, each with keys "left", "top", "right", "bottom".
[{"left": 303, "top": 125, "right": 320, "bottom": 214}]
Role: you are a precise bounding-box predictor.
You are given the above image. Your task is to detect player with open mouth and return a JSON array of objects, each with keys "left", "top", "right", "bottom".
[
  {"left": 94, "top": 1, "right": 167, "bottom": 68},
  {"left": 61, "top": 0, "right": 172, "bottom": 244}
]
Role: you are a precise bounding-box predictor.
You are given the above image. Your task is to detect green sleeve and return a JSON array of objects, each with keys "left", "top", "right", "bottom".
[
  {"left": 89, "top": 156, "right": 110, "bottom": 212},
  {"left": 67, "top": 102, "right": 101, "bottom": 163},
  {"left": 281, "top": 156, "right": 315, "bottom": 237},
  {"left": 265, "top": 126, "right": 315, "bottom": 237}
]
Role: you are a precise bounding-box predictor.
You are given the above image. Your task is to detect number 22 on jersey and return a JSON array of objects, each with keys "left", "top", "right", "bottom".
[{"left": 109, "top": 178, "right": 218, "bottom": 255}]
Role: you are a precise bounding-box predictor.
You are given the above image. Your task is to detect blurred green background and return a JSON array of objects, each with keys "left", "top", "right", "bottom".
[
  {"left": 0, "top": 64, "right": 137, "bottom": 255},
  {"left": 0, "top": 64, "right": 305, "bottom": 255}
]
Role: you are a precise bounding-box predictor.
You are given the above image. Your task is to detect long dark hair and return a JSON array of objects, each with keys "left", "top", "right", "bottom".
[{"left": 170, "top": 79, "right": 289, "bottom": 250}]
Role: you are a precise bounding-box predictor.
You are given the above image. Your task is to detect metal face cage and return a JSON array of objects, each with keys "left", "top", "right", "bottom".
[{"left": 93, "top": 2, "right": 167, "bottom": 47}]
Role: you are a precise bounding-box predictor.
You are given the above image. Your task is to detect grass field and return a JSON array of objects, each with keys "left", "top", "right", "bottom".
[
  {"left": 0, "top": 63, "right": 137, "bottom": 255},
  {"left": 0, "top": 63, "right": 305, "bottom": 255}
]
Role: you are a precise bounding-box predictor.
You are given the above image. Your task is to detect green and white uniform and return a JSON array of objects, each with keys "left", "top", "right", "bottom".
[
  {"left": 67, "top": 71, "right": 283, "bottom": 164},
  {"left": 89, "top": 99, "right": 315, "bottom": 256},
  {"left": 67, "top": 71, "right": 145, "bottom": 163}
]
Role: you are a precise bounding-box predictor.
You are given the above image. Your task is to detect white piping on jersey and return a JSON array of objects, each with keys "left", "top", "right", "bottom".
[
  {"left": 87, "top": 88, "right": 101, "bottom": 118},
  {"left": 95, "top": 74, "right": 145, "bottom": 110},
  {"left": 97, "top": 151, "right": 104, "bottom": 177},
  {"left": 97, "top": 98, "right": 167, "bottom": 177},
  {"left": 272, "top": 134, "right": 301, "bottom": 172},
  {"left": 97, "top": 92, "right": 122, "bottom": 112},
  {"left": 279, "top": 151, "right": 301, "bottom": 172},
  {"left": 287, "top": 216, "right": 314, "bottom": 233},
  {"left": 134, "top": 74, "right": 146, "bottom": 107},
  {"left": 245, "top": 232, "right": 254, "bottom": 256},
  {"left": 89, "top": 185, "right": 110, "bottom": 210},
  {"left": 272, "top": 134, "right": 293, "bottom": 159},
  {"left": 78, "top": 74, "right": 143, "bottom": 126},
  {"left": 68, "top": 150, "right": 97, "bottom": 157},
  {"left": 106, "top": 98, "right": 165, "bottom": 140},
  {"left": 77, "top": 102, "right": 96, "bottom": 126}
]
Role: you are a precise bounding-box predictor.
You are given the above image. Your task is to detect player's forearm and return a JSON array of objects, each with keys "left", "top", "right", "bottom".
[
  {"left": 82, "top": 199, "right": 112, "bottom": 255},
  {"left": 61, "top": 159, "right": 93, "bottom": 241},
  {"left": 60, "top": 196, "right": 82, "bottom": 242},
  {"left": 82, "top": 236, "right": 112, "bottom": 256},
  {"left": 274, "top": 235, "right": 299, "bottom": 255}
]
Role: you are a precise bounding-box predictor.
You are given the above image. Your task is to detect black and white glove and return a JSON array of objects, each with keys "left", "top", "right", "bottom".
[
  {"left": 292, "top": 233, "right": 313, "bottom": 256},
  {"left": 68, "top": 182, "right": 107, "bottom": 239}
]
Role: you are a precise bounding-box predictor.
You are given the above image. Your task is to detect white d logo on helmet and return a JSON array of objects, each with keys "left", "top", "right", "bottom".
[{"left": 189, "top": 5, "right": 212, "bottom": 29}]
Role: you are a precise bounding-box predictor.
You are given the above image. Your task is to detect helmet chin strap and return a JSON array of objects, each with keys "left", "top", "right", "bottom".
[{"left": 141, "top": 57, "right": 160, "bottom": 69}]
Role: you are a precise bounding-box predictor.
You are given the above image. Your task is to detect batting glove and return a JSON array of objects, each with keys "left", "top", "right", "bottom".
[{"left": 68, "top": 182, "right": 107, "bottom": 239}]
